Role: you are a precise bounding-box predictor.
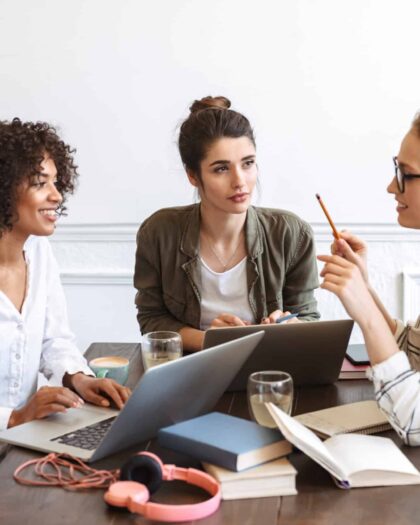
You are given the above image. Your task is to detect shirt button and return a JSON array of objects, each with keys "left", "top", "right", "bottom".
[
  {"left": 14, "top": 382, "right": 18, "bottom": 388},
  {"left": 16, "top": 354, "right": 21, "bottom": 360}
]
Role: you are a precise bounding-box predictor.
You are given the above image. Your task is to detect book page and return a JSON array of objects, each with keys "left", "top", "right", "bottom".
[
  {"left": 325, "top": 434, "right": 420, "bottom": 478},
  {"left": 266, "top": 403, "right": 348, "bottom": 483}
]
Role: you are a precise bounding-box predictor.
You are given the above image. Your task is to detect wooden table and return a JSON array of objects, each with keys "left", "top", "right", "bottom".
[{"left": 0, "top": 343, "right": 419, "bottom": 525}]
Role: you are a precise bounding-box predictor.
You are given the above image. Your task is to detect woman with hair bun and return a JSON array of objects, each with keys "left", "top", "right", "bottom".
[
  {"left": 0, "top": 118, "right": 130, "bottom": 430},
  {"left": 134, "top": 96, "right": 320, "bottom": 351}
]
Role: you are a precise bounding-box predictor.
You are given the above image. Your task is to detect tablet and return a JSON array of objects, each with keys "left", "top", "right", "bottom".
[
  {"left": 345, "top": 344, "right": 369, "bottom": 366},
  {"left": 203, "top": 319, "right": 354, "bottom": 390}
]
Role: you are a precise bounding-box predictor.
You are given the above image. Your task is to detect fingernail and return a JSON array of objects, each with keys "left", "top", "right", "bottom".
[
  {"left": 101, "top": 400, "right": 109, "bottom": 406},
  {"left": 78, "top": 397, "right": 84, "bottom": 404}
]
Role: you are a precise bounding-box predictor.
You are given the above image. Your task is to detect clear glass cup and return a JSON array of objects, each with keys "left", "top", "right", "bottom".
[
  {"left": 141, "top": 331, "right": 183, "bottom": 371},
  {"left": 247, "top": 370, "right": 293, "bottom": 428}
]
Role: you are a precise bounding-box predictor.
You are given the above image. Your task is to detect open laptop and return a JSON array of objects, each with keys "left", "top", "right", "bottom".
[
  {"left": 203, "top": 320, "right": 354, "bottom": 390},
  {"left": 0, "top": 331, "right": 264, "bottom": 462}
]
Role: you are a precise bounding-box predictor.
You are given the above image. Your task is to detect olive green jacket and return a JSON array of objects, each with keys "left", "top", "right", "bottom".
[{"left": 134, "top": 204, "right": 320, "bottom": 334}]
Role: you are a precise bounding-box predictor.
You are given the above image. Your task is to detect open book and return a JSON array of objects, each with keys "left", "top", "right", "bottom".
[{"left": 266, "top": 403, "right": 420, "bottom": 489}]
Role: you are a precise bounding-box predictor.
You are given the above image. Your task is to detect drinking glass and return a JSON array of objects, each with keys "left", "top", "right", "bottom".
[
  {"left": 141, "top": 331, "right": 183, "bottom": 371},
  {"left": 247, "top": 371, "right": 293, "bottom": 428}
]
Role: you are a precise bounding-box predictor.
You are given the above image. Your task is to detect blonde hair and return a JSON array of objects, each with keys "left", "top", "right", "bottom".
[{"left": 412, "top": 112, "right": 420, "bottom": 137}]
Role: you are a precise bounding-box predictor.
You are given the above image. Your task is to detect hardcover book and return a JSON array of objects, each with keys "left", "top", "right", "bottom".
[
  {"left": 158, "top": 412, "right": 292, "bottom": 471},
  {"left": 339, "top": 357, "right": 369, "bottom": 379},
  {"left": 202, "top": 457, "right": 297, "bottom": 500}
]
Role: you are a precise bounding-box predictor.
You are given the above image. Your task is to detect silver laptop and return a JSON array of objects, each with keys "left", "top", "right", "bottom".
[
  {"left": 203, "top": 320, "right": 354, "bottom": 390},
  {"left": 0, "top": 331, "right": 264, "bottom": 462}
]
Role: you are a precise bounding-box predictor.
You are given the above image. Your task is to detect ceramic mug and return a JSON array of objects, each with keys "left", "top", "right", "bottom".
[{"left": 89, "top": 355, "right": 129, "bottom": 385}]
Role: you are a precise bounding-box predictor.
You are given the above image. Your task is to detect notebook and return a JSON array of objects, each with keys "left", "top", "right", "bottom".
[
  {"left": 202, "top": 457, "right": 297, "bottom": 499},
  {"left": 158, "top": 412, "right": 291, "bottom": 471},
  {"left": 267, "top": 403, "right": 420, "bottom": 489},
  {"left": 294, "top": 400, "right": 391, "bottom": 439},
  {"left": 339, "top": 358, "right": 369, "bottom": 379}
]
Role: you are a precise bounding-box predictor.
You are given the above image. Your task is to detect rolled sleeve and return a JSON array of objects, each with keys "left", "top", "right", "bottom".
[
  {"left": 394, "top": 318, "right": 406, "bottom": 342},
  {"left": 368, "top": 352, "right": 420, "bottom": 446},
  {"left": 283, "top": 224, "right": 320, "bottom": 322}
]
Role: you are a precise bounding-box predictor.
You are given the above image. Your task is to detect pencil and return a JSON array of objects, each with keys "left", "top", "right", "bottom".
[
  {"left": 276, "top": 313, "right": 299, "bottom": 324},
  {"left": 315, "top": 194, "right": 340, "bottom": 240}
]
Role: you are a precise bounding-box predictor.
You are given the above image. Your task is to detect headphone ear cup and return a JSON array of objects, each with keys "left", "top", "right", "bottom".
[{"left": 120, "top": 454, "right": 163, "bottom": 495}]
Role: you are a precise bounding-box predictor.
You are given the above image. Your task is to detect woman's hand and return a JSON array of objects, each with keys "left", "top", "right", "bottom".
[
  {"left": 68, "top": 373, "right": 131, "bottom": 410},
  {"left": 210, "top": 313, "right": 250, "bottom": 328},
  {"left": 331, "top": 231, "right": 369, "bottom": 284},
  {"left": 8, "top": 386, "right": 84, "bottom": 428},
  {"left": 318, "top": 254, "right": 376, "bottom": 326},
  {"left": 260, "top": 310, "right": 300, "bottom": 324}
]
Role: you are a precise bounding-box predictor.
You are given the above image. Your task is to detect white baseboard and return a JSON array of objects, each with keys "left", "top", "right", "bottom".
[
  {"left": 60, "top": 271, "right": 133, "bottom": 285},
  {"left": 53, "top": 222, "right": 420, "bottom": 243}
]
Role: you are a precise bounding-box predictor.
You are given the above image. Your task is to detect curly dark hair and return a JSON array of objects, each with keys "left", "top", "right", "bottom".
[{"left": 0, "top": 118, "right": 79, "bottom": 235}]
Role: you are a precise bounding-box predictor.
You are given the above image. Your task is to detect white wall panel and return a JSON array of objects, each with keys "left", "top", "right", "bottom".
[{"left": 50, "top": 223, "right": 420, "bottom": 349}]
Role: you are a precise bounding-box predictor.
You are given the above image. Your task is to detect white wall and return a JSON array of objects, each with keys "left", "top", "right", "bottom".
[
  {"left": 49, "top": 223, "right": 420, "bottom": 351},
  {"left": 2, "top": 0, "right": 420, "bottom": 350}
]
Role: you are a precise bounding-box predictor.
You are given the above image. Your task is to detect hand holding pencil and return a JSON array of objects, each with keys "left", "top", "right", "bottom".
[
  {"left": 315, "top": 194, "right": 341, "bottom": 240},
  {"left": 315, "top": 194, "right": 369, "bottom": 283}
]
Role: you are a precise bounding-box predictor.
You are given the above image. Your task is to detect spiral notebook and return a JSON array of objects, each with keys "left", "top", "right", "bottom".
[{"left": 294, "top": 400, "right": 391, "bottom": 439}]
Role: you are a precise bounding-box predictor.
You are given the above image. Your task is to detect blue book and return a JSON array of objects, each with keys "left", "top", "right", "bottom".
[{"left": 158, "top": 412, "right": 292, "bottom": 471}]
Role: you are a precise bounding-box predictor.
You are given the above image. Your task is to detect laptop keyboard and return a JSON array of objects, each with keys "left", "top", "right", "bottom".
[{"left": 51, "top": 416, "right": 117, "bottom": 451}]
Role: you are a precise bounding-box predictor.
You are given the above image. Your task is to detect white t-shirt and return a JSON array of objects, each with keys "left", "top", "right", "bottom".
[
  {"left": 0, "top": 236, "right": 93, "bottom": 430},
  {"left": 199, "top": 257, "right": 255, "bottom": 330}
]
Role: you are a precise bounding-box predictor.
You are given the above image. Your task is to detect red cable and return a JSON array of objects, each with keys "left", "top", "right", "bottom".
[{"left": 14, "top": 453, "right": 119, "bottom": 490}]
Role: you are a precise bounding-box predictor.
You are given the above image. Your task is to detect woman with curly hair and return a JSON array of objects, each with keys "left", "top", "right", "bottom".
[
  {"left": 134, "top": 96, "right": 320, "bottom": 351},
  {"left": 0, "top": 118, "right": 130, "bottom": 430}
]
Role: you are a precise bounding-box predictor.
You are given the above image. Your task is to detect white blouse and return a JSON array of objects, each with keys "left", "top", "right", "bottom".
[{"left": 0, "top": 236, "right": 92, "bottom": 430}]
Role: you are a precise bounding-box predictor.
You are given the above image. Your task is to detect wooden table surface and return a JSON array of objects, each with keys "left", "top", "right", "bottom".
[{"left": 0, "top": 343, "right": 419, "bottom": 525}]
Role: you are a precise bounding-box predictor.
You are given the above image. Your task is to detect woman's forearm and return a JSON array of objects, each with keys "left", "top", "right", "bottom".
[
  {"left": 368, "top": 286, "right": 397, "bottom": 335},
  {"left": 178, "top": 326, "right": 205, "bottom": 352},
  {"left": 358, "top": 307, "right": 400, "bottom": 365}
]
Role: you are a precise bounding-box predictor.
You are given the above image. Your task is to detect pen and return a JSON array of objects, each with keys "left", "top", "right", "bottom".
[
  {"left": 276, "top": 313, "right": 299, "bottom": 324},
  {"left": 315, "top": 193, "right": 341, "bottom": 240}
]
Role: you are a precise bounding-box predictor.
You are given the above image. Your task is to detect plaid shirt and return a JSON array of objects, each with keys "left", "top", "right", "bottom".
[{"left": 367, "top": 317, "right": 420, "bottom": 446}]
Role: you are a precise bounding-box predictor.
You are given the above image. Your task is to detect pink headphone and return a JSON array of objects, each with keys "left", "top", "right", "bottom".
[{"left": 104, "top": 451, "right": 221, "bottom": 522}]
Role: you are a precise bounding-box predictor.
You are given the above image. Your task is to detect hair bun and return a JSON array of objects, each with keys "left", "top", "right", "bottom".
[{"left": 189, "top": 96, "right": 231, "bottom": 114}]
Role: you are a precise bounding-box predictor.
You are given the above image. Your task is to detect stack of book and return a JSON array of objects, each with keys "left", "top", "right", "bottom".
[
  {"left": 203, "top": 458, "right": 297, "bottom": 500},
  {"left": 158, "top": 412, "right": 297, "bottom": 499},
  {"left": 340, "top": 344, "right": 370, "bottom": 379},
  {"left": 339, "top": 357, "right": 369, "bottom": 379}
]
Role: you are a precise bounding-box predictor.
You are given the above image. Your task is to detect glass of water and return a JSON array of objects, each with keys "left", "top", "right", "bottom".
[
  {"left": 247, "top": 371, "right": 293, "bottom": 428},
  {"left": 141, "top": 331, "right": 183, "bottom": 371}
]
